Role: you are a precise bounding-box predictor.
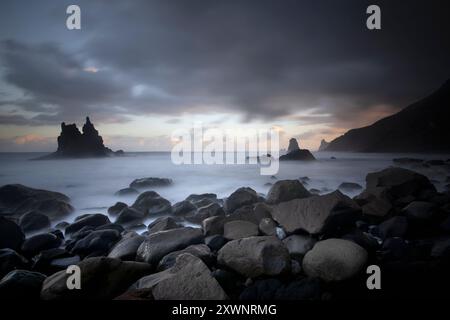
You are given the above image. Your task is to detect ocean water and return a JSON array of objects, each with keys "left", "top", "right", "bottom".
[{"left": 0, "top": 151, "right": 449, "bottom": 226}]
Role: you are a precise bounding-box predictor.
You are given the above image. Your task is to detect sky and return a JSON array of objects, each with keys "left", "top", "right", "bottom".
[{"left": 0, "top": 0, "right": 449, "bottom": 152}]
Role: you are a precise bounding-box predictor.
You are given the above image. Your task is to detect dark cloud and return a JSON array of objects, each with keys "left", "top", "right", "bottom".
[{"left": 0, "top": 0, "right": 449, "bottom": 127}]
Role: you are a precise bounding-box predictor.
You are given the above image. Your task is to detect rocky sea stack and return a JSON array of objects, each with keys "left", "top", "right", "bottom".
[
  {"left": 36, "top": 117, "right": 123, "bottom": 159},
  {"left": 280, "top": 138, "right": 316, "bottom": 161}
]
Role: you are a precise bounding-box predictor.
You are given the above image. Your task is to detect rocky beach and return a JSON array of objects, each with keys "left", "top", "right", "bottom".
[{"left": 1, "top": 157, "right": 450, "bottom": 300}]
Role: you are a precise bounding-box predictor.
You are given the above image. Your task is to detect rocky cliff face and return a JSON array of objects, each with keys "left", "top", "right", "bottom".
[
  {"left": 318, "top": 139, "right": 330, "bottom": 151},
  {"left": 38, "top": 117, "right": 122, "bottom": 159}
]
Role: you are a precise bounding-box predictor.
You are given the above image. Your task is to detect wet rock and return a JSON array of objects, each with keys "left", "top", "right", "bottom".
[
  {"left": 202, "top": 216, "right": 225, "bottom": 236},
  {"left": 259, "top": 217, "right": 278, "bottom": 236},
  {"left": 185, "top": 193, "right": 219, "bottom": 207},
  {"left": 108, "top": 202, "right": 128, "bottom": 216},
  {"left": 271, "top": 190, "right": 360, "bottom": 235},
  {"left": 172, "top": 200, "right": 196, "bottom": 216},
  {"left": 71, "top": 229, "right": 121, "bottom": 256},
  {"left": 18, "top": 211, "right": 51, "bottom": 233},
  {"left": 378, "top": 216, "right": 408, "bottom": 240},
  {"left": 266, "top": 180, "right": 311, "bottom": 204},
  {"left": 108, "top": 234, "right": 145, "bottom": 261},
  {"left": 21, "top": 233, "right": 62, "bottom": 257},
  {"left": 66, "top": 214, "right": 111, "bottom": 235},
  {"left": 186, "top": 202, "right": 225, "bottom": 223},
  {"left": 0, "top": 184, "right": 73, "bottom": 220},
  {"left": 131, "top": 191, "right": 172, "bottom": 215},
  {"left": 218, "top": 236, "right": 290, "bottom": 278},
  {"left": 303, "top": 238, "right": 368, "bottom": 281},
  {"left": 224, "top": 187, "right": 258, "bottom": 214},
  {"left": 136, "top": 227, "right": 203, "bottom": 267},
  {"left": 114, "top": 188, "right": 139, "bottom": 197},
  {"left": 41, "top": 257, "right": 152, "bottom": 300},
  {"left": 338, "top": 182, "right": 363, "bottom": 191},
  {"left": 204, "top": 235, "right": 228, "bottom": 251},
  {"left": 0, "top": 248, "right": 28, "bottom": 278},
  {"left": 282, "top": 235, "right": 317, "bottom": 260},
  {"left": 0, "top": 217, "right": 25, "bottom": 251},
  {"left": 157, "top": 244, "right": 213, "bottom": 271},
  {"left": 130, "top": 177, "right": 172, "bottom": 190},
  {"left": 131, "top": 253, "right": 227, "bottom": 300},
  {"left": 115, "top": 207, "right": 145, "bottom": 226},
  {"left": 147, "top": 216, "right": 180, "bottom": 234},
  {"left": 223, "top": 220, "right": 259, "bottom": 240},
  {"left": 0, "top": 270, "right": 46, "bottom": 299},
  {"left": 361, "top": 197, "right": 392, "bottom": 217}
]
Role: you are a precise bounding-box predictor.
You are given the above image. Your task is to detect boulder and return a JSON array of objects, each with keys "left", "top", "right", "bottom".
[
  {"left": 172, "top": 200, "right": 197, "bottom": 216},
  {"left": 185, "top": 193, "right": 219, "bottom": 207},
  {"left": 115, "top": 207, "right": 145, "bottom": 226},
  {"left": 378, "top": 216, "right": 408, "bottom": 240},
  {"left": 65, "top": 214, "right": 110, "bottom": 235},
  {"left": 70, "top": 229, "right": 121, "bottom": 256},
  {"left": 107, "top": 202, "right": 128, "bottom": 216},
  {"left": 0, "top": 184, "right": 73, "bottom": 220},
  {"left": 271, "top": 190, "right": 360, "bottom": 235},
  {"left": 0, "top": 217, "right": 25, "bottom": 251},
  {"left": 224, "top": 187, "right": 258, "bottom": 214},
  {"left": 18, "top": 211, "right": 51, "bottom": 233},
  {"left": 186, "top": 202, "right": 225, "bottom": 223},
  {"left": 131, "top": 191, "right": 172, "bottom": 215},
  {"left": 0, "top": 249, "right": 28, "bottom": 278},
  {"left": 157, "top": 244, "right": 213, "bottom": 271},
  {"left": 0, "top": 270, "right": 46, "bottom": 299},
  {"left": 282, "top": 235, "right": 317, "bottom": 260},
  {"left": 217, "top": 236, "right": 290, "bottom": 278},
  {"left": 114, "top": 188, "right": 139, "bottom": 197},
  {"left": 259, "top": 218, "right": 278, "bottom": 236},
  {"left": 338, "top": 182, "right": 363, "bottom": 191},
  {"left": 108, "top": 234, "right": 146, "bottom": 261},
  {"left": 403, "top": 201, "right": 436, "bottom": 220},
  {"left": 204, "top": 235, "right": 228, "bottom": 251},
  {"left": 21, "top": 233, "right": 62, "bottom": 257},
  {"left": 302, "top": 238, "right": 368, "bottom": 281},
  {"left": 266, "top": 180, "right": 311, "bottom": 204},
  {"left": 361, "top": 197, "right": 392, "bottom": 217},
  {"left": 202, "top": 216, "right": 225, "bottom": 236},
  {"left": 223, "top": 220, "right": 259, "bottom": 240},
  {"left": 131, "top": 253, "right": 227, "bottom": 300},
  {"left": 130, "top": 177, "right": 172, "bottom": 189},
  {"left": 147, "top": 216, "right": 180, "bottom": 234},
  {"left": 136, "top": 227, "right": 203, "bottom": 267},
  {"left": 41, "top": 257, "right": 152, "bottom": 300}
]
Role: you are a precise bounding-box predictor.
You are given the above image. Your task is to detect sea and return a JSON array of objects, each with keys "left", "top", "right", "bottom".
[{"left": 0, "top": 152, "right": 449, "bottom": 226}]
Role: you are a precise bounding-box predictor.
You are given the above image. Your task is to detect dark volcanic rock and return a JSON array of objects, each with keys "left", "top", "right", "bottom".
[
  {"left": 108, "top": 234, "right": 145, "bottom": 261},
  {"left": 156, "top": 244, "right": 213, "bottom": 271},
  {"left": 70, "top": 229, "right": 121, "bottom": 256},
  {"left": 287, "top": 138, "right": 300, "bottom": 152},
  {"left": 204, "top": 235, "right": 228, "bottom": 251},
  {"left": 279, "top": 149, "right": 316, "bottom": 161},
  {"left": 0, "top": 270, "right": 46, "bottom": 299},
  {"left": 37, "top": 117, "right": 118, "bottom": 159},
  {"left": 115, "top": 207, "right": 145, "bottom": 226},
  {"left": 274, "top": 278, "right": 323, "bottom": 300},
  {"left": 130, "top": 177, "right": 172, "bottom": 190},
  {"left": 338, "top": 182, "right": 363, "bottom": 191},
  {"left": 66, "top": 214, "right": 111, "bottom": 235},
  {"left": 19, "top": 211, "right": 51, "bottom": 232},
  {"left": 136, "top": 227, "right": 204, "bottom": 267},
  {"left": 0, "top": 217, "right": 25, "bottom": 251},
  {"left": 21, "top": 233, "right": 62, "bottom": 257},
  {"left": 172, "top": 200, "right": 197, "bottom": 216},
  {"left": 186, "top": 202, "right": 224, "bottom": 223},
  {"left": 147, "top": 217, "right": 180, "bottom": 234},
  {"left": 0, "top": 184, "right": 73, "bottom": 220},
  {"left": 0, "top": 249, "right": 28, "bottom": 278},
  {"left": 185, "top": 193, "right": 219, "bottom": 207},
  {"left": 266, "top": 180, "right": 311, "bottom": 204},
  {"left": 131, "top": 191, "right": 172, "bottom": 215},
  {"left": 107, "top": 202, "right": 128, "bottom": 216},
  {"left": 41, "top": 257, "right": 152, "bottom": 300},
  {"left": 223, "top": 220, "right": 259, "bottom": 240},
  {"left": 114, "top": 188, "right": 139, "bottom": 197},
  {"left": 218, "top": 236, "right": 290, "bottom": 278},
  {"left": 224, "top": 187, "right": 258, "bottom": 214}
]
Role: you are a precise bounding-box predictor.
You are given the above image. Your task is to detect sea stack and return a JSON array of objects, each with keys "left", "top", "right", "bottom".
[
  {"left": 318, "top": 139, "right": 330, "bottom": 151},
  {"left": 37, "top": 117, "right": 123, "bottom": 159},
  {"left": 279, "top": 138, "right": 316, "bottom": 161}
]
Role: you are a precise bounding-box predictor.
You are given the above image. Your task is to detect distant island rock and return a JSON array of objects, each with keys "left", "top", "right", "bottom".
[
  {"left": 280, "top": 138, "right": 316, "bottom": 161},
  {"left": 318, "top": 139, "right": 330, "bottom": 151},
  {"left": 324, "top": 79, "right": 450, "bottom": 153},
  {"left": 36, "top": 117, "right": 124, "bottom": 159}
]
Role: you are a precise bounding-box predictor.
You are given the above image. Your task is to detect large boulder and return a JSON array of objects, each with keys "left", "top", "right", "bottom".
[
  {"left": 108, "top": 234, "right": 146, "bottom": 261},
  {"left": 223, "top": 220, "right": 259, "bottom": 240},
  {"left": 21, "top": 233, "right": 62, "bottom": 257},
  {"left": 364, "top": 167, "right": 436, "bottom": 202},
  {"left": 185, "top": 203, "right": 225, "bottom": 223},
  {"left": 0, "top": 249, "right": 28, "bottom": 278},
  {"left": 224, "top": 187, "right": 258, "bottom": 214},
  {"left": 282, "top": 235, "right": 317, "bottom": 260},
  {"left": 107, "top": 202, "right": 128, "bottom": 216},
  {"left": 147, "top": 217, "right": 180, "bottom": 234},
  {"left": 41, "top": 257, "right": 152, "bottom": 300},
  {"left": 172, "top": 200, "right": 197, "bottom": 217},
  {"left": 129, "top": 177, "right": 172, "bottom": 190},
  {"left": 115, "top": 207, "right": 145, "bottom": 226},
  {"left": 271, "top": 190, "right": 360, "bottom": 235},
  {"left": 266, "top": 180, "right": 311, "bottom": 205},
  {"left": 157, "top": 244, "right": 213, "bottom": 271},
  {"left": 0, "top": 184, "right": 73, "bottom": 220},
  {"left": 302, "top": 238, "right": 368, "bottom": 281},
  {"left": 0, "top": 217, "right": 25, "bottom": 251},
  {"left": 217, "top": 236, "right": 290, "bottom": 278},
  {"left": 70, "top": 229, "right": 121, "bottom": 257},
  {"left": 65, "top": 214, "right": 111, "bottom": 235},
  {"left": 136, "top": 227, "right": 203, "bottom": 267},
  {"left": 130, "top": 253, "right": 227, "bottom": 300},
  {"left": 0, "top": 270, "right": 46, "bottom": 299},
  {"left": 131, "top": 191, "right": 172, "bottom": 215},
  {"left": 19, "top": 211, "right": 51, "bottom": 232}
]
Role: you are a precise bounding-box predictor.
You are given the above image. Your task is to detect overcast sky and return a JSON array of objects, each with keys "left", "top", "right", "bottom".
[{"left": 0, "top": 0, "right": 449, "bottom": 151}]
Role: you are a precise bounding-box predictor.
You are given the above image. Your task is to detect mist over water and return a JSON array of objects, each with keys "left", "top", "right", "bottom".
[{"left": 0, "top": 152, "right": 449, "bottom": 225}]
